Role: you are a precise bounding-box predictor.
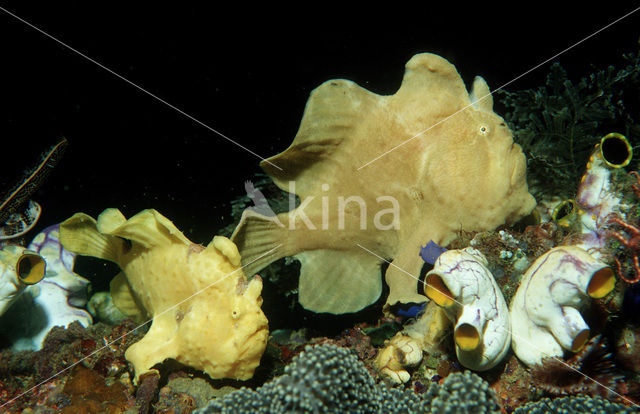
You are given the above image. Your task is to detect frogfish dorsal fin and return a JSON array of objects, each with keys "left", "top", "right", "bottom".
[
  {"left": 59, "top": 212, "right": 126, "bottom": 264},
  {"left": 261, "top": 79, "right": 379, "bottom": 197},
  {"left": 392, "top": 53, "right": 471, "bottom": 113},
  {"left": 97, "top": 208, "right": 192, "bottom": 249},
  {"left": 60, "top": 208, "right": 193, "bottom": 266}
]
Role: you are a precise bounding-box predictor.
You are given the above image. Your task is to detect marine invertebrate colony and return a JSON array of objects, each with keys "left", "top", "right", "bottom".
[
  {"left": 196, "top": 344, "right": 380, "bottom": 414},
  {"left": 509, "top": 246, "right": 615, "bottom": 366},
  {"left": 232, "top": 53, "right": 536, "bottom": 314},
  {"left": 570, "top": 133, "right": 633, "bottom": 260},
  {"left": 59, "top": 208, "right": 269, "bottom": 382},
  {"left": 6, "top": 225, "right": 93, "bottom": 351},
  {"left": 196, "top": 344, "right": 500, "bottom": 414},
  {"left": 421, "top": 370, "right": 501, "bottom": 414},
  {"left": 268, "top": 344, "right": 380, "bottom": 413},
  {"left": 424, "top": 247, "right": 510, "bottom": 371},
  {"left": 0, "top": 244, "right": 44, "bottom": 316},
  {"left": 514, "top": 395, "right": 636, "bottom": 414}
]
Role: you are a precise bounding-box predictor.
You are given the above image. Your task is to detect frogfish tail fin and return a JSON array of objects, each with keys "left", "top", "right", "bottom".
[{"left": 231, "top": 209, "right": 292, "bottom": 277}]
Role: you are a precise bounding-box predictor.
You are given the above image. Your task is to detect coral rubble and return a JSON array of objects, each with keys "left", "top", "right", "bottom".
[
  {"left": 0, "top": 320, "right": 142, "bottom": 412},
  {"left": 60, "top": 365, "right": 133, "bottom": 413}
]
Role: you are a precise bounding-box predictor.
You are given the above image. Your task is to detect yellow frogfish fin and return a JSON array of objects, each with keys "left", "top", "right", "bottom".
[
  {"left": 96, "top": 208, "right": 127, "bottom": 234},
  {"left": 386, "top": 231, "right": 440, "bottom": 307},
  {"left": 231, "top": 209, "right": 295, "bottom": 278},
  {"left": 469, "top": 76, "right": 493, "bottom": 113},
  {"left": 109, "top": 271, "right": 148, "bottom": 323},
  {"left": 125, "top": 310, "right": 179, "bottom": 383},
  {"left": 97, "top": 208, "right": 192, "bottom": 249},
  {"left": 260, "top": 77, "right": 378, "bottom": 196},
  {"left": 209, "top": 235, "right": 242, "bottom": 267},
  {"left": 59, "top": 212, "right": 127, "bottom": 264},
  {"left": 295, "top": 248, "right": 384, "bottom": 314},
  {"left": 393, "top": 53, "right": 469, "bottom": 111}
]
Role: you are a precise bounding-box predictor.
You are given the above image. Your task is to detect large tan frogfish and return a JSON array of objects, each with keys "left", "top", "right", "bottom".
[{"left": 232, "top": 53, "right": 536, "bottom": 314}]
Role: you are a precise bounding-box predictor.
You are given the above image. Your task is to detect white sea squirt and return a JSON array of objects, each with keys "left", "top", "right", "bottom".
[
  {"left": 509, "top": 245, "right": 615, "bottom": 366},
  {"left": 1, "top": 225, "right": 93, "bottom": 351},
  {"left": 0, "top": 244, "right": 45, "bottom": 316},
  {"left": 424, "top": 247, "right": 510, "bottom": 370},
  {"left": 552, "top": 133, "right": 633, "bottom": 260}
]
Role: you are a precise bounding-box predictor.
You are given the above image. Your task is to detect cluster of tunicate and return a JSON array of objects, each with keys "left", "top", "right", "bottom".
[
  {"left": 196, "top": 344, "right": 501, "bottom": 414},
  {"left": 195, "top": 388, "right": 265, "bottom": 414},
  {"left": 196, "top": 344, "right": 378, "bottom": 414},
  {"left": 267, "top": 344, "right": 379, "bottom": 413},
  {"left": 376, "top": 386, "right": 425, "bottom": 413},
  {"left": 422, "top": 370, "right": 501, "bottom": 414},
  {"left": 514, "top": 395, "right": 636, "bottom": 413}
]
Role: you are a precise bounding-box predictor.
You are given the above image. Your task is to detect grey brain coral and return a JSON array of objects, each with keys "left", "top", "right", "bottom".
[
  {"left": 513, "top": 395, "right": 637, "bottom": 413},
  {"left": 195, "top": 344, "right": 500, "bottom": 414}
]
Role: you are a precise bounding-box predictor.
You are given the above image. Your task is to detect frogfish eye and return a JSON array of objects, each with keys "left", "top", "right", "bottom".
[{"left": 479, "top": 125, "right": 490, "bottom": 136}]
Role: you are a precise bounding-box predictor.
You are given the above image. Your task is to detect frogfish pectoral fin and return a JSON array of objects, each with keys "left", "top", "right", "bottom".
[{"left": 297, "top": 249, "right": 384, "bottom": 314}]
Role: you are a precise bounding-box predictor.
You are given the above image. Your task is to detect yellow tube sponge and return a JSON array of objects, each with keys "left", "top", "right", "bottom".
[{"left": 59, "top": 208, "right": 269, "bottom": 382}]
